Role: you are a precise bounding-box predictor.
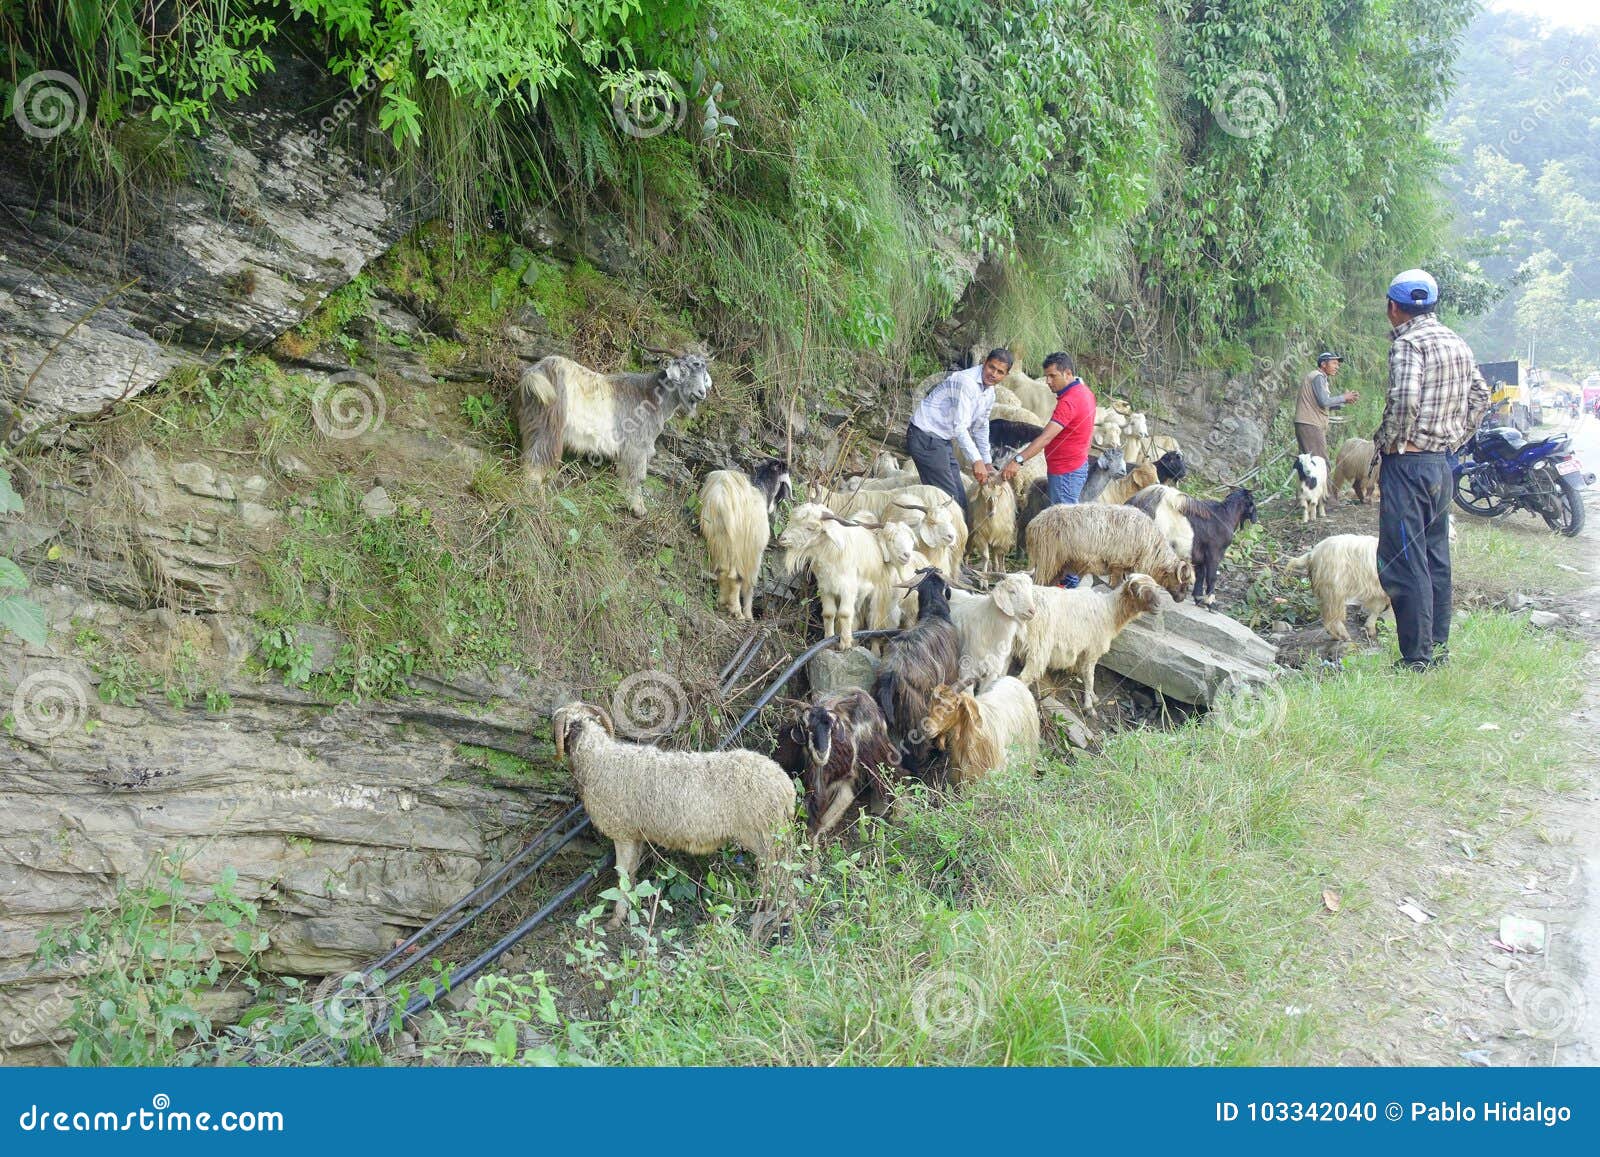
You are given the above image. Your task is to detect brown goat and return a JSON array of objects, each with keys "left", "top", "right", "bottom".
[{"left": 775, "top": 689, "right": 907, "bottom": 841}]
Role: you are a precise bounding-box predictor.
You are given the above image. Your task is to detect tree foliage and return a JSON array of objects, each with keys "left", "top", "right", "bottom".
[
  {"left": 1440, "top": 6, "right": 1600, "bottom": 373},
  {"left": 1, "top": 0, "right": 1477, "bottom": 366}
]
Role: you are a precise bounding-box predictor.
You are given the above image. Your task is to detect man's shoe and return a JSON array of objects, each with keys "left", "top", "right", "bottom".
[
  {"left": 1427, "top": 646, "right": 1450, "bottom": 669},
  {"left": 1393, "top": 658, "right": 1430, "bottom": 673}
]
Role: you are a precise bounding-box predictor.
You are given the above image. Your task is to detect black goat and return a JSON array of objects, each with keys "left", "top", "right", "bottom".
[
  {"left": 1154, "top": 449, "right": 1188, "bottom": 484},
  {"left": 872, "top": 567, "right": 960, "bottom": 784},
  {"left": 1126, "top": 486, "right": 1257, "bottom": 606},
  {"left": 775, "top": 689, "right": 907, "bottom": 841},
  {"left": 989, "top": 417, "right": 1044, "bottom": 456}
]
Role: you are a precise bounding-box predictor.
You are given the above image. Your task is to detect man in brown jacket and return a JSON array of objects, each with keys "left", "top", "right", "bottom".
[{"left": 1295, "top": 351, "right": 1358, "bottom": 461}]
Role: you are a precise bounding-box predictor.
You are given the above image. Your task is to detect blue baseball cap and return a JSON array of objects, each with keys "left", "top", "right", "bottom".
[{"left": 1387, "top": 268, "right": 1439, "bottom": 309}]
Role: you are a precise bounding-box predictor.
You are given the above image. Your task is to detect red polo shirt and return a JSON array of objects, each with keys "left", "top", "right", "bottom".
[{"left": 1044, "top": 379, "right": 1096, "bottom": 474}]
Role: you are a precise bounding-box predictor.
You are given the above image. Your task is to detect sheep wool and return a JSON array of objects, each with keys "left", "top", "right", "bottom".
[
  {"left": 553, "top": 703, "right": 796, "bottom": 928},
  {"left": 1026, "top": 503, "right": 1195, "bottom": 602}
]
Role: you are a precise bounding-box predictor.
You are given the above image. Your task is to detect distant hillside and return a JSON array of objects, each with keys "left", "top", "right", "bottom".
[{"left": 1439, "top": 6, "right": 1600, "bottom": 372}]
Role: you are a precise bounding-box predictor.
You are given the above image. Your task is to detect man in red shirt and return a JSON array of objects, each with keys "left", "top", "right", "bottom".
[{"left": 1000, "top": 352, "right": 1097, "bottom": 586}]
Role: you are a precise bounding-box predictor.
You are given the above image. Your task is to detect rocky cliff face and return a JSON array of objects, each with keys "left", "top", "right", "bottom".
[{"left": 0, "top": 57, "right": 419, "bottom": 436}]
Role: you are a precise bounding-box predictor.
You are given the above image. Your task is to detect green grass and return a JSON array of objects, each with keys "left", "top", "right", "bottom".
[
  {"left": 590, "top": 612, "right": 1584, "bottom": 1066},
  {"left": 1451, "top": 514, "right": 1591, "bottom": 600}
]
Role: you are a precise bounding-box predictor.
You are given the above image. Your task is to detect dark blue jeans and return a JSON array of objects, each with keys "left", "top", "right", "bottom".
[
  {"left": 906, "top": 422, "right": 970, "bottom": 524},
  {"left": 1048, "top": 464, "right": 1090, "bottom": 588},
  {"left": 1377, "top": 452, "right": 1452, "bottom": 665}
]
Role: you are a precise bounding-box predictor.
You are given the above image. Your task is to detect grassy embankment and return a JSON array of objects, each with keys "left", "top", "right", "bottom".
[{"left": 585, "top": 517, "right": 1589, "bottom": 1065}]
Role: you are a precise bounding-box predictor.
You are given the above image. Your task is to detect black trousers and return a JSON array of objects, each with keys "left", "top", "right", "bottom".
[
  {"left": 1376, "top": 452, "right": 1453, "bottom": 665},
  {"left": 905, "top": 422, "right": 970, "bottom": 523}
]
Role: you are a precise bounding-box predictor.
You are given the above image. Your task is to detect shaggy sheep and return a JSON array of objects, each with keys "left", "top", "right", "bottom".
[
  {"left": 517, "top": 352, "right": 711, "bottom": 516},
  {"left": 699, "top": 459, "right": 792, "bottom": 620},
  {"left": 1015, "top": 447, "right": 1131, "bottom": 538},
  {"left": 1285, "top": 534, "right": 1392, "bottom": 642},
  {"left": 1016, "top": 574, "right": 1163, "bottom": 712},
  {"left": 1026, "top": 503, "right": 1195, "bottom": 601},
  {"left": 923, "top": 676, "right": 1040, "bottom": 786},
  {"left": 1092, "top": 461, "right": 1157, "bottom": 506},
  {"left": 873, "top": 567, "right": 962, "bottom": 782},
  {"left": 964, "top": 477, "right": 1019, "bottom": 569},
  {"left": 948, "top": 571, "right": 1036, "bottom": 689},
  {"left": 1124, "top": 485, "right": 1257, "bottom": 606},
  {"left": 1295, "top": 454, "right": 1330, "bottom": 523},
  {"left": 1002, "top": 368, "right": 1057, "bottom": 423},
  {"left": 552, "top": 702, "right": 796, "bottom": 928},
  {"left": 1331, "top": 437, "right": 1381, "bottom": 503},
  {"left": 773, "top": 689, "right": 908, "bottom": 841},
  {"left": 779, "top": 504, "right": 915, "bottom": 649}
]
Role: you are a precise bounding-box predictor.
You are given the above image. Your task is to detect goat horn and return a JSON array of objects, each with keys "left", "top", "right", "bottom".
[
  {"left": 819, "top": 512, "right": 863, "bottom": 527},
  {"left": 890, "top": 500, "right": 929, "bottom": 513}
]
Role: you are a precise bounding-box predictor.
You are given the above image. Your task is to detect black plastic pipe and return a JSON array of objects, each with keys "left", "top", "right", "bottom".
[
  {"left": 380, "top": 815, "right": 592, "bottom": 986},
  {"left": 714, "top": 628, "right": 899, "bottom": 750},
  {"left": 398, "top": 852, "right": 616, "bottom": 1021},
  {"left": 366, "top": 801, "right": 585, "bottom": 976}
]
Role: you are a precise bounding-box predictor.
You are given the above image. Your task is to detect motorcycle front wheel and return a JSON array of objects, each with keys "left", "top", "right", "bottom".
[
  {"left": 1540, "top": 474, "right": 1586, "bottom": 537},
  {"left": 1453, "top": 468, "right": 1515, "bottom": 518}
]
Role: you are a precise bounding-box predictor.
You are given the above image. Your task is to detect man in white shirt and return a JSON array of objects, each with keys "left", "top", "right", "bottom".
[{"left": 906, "top": 348, "right": 1011, "bottom": 521}]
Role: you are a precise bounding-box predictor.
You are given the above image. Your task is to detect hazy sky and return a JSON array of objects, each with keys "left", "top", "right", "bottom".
[{"left": 1487, "top": 0, "right": 1600, "bottom": 31}]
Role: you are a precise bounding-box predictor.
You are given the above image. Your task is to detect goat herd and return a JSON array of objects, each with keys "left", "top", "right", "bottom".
[{"left": 533, "top": 358, "right": 1402, "bottom": 926}]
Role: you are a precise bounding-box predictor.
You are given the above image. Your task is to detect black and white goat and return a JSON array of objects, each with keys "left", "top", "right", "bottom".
[
  {"left": 517, "top": 352, "right": 711, "bottom": 515},
  {"left": 1125, "top": 485, "right": 1257, "bottom": 607},
  {"left": 1294, "top": 454, "right": 1329, "bottom": 523}
]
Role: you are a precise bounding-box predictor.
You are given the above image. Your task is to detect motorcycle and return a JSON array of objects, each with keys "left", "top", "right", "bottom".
[{"left": 1451, "top": 422, "right": 1592, "bottom": 537}]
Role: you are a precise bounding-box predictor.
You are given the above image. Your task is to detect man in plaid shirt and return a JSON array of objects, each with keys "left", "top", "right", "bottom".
[{"left": 1373, "top": 268, "right": 1491, "bottom": 671}]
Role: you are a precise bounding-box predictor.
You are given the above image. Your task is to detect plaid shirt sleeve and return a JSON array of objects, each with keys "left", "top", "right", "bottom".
[
  {"left": 1465, "top": 364, "right": 1490, "bottom": 436},
  {"left": 1375, "top": 336, "right": 1424, "bottom": 452}
]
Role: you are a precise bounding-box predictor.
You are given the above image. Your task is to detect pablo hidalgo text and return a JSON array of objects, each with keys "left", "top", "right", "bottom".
[{"left": 1411, "top": 1101, "right": 1571, "bottom": 1126}]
